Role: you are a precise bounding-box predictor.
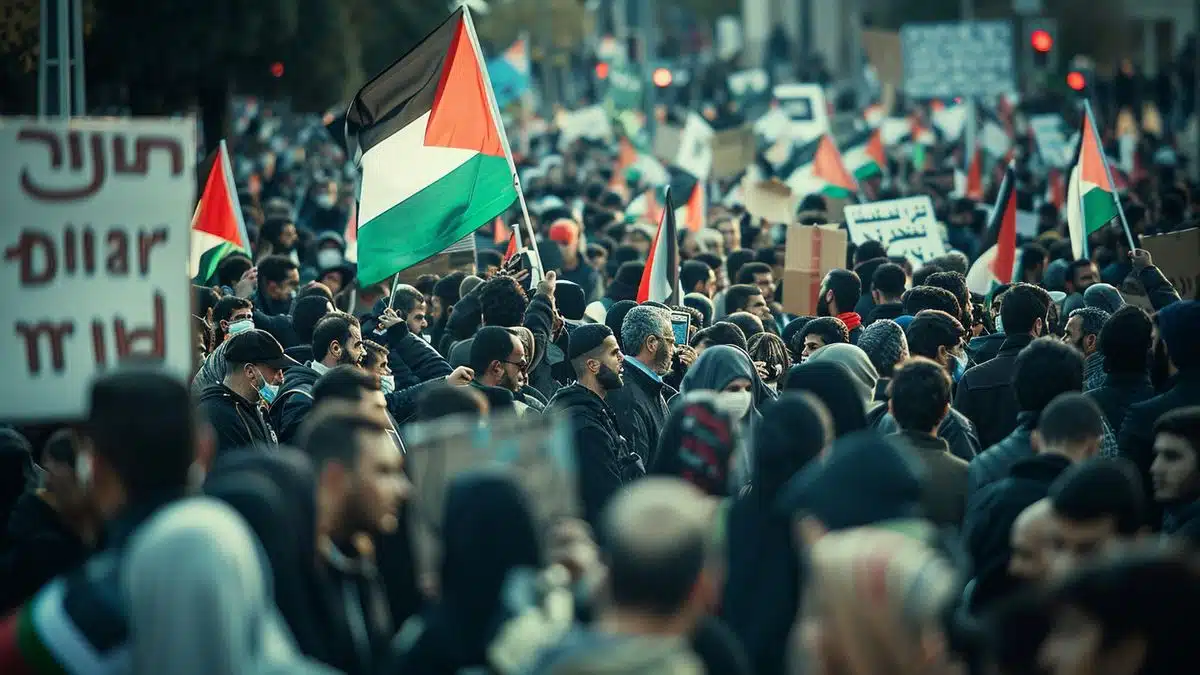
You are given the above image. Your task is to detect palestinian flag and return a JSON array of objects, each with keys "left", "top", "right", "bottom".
[
  {"left": 189, "top": 140, "right": 251, "bottom": 284},
  {"left": 626, "top": 168, "right": 703, "bottom": 231},
  {"left": 346, "top": 7, "right": 518, "bottom": 286},
  {"left": 786, "top": 134, "right": 858, "bottom": 199},
  {"left": 966, "top": 162, "right": 1017, "bottom": 295},
  {"left": 841, "top": 128, "right": 886, "bottom": 180},
  {"left": 1070, "top": 104, "right": 1120, "bottom": 245},
  {"left": 637, "top": 187, "right": 680, "bottom": 304},
  {"left": 0, "top": 579, "right": 114, "bottom": 674},
  {"left": 964, "top": 142, "right": 983, "bottom": 200}
]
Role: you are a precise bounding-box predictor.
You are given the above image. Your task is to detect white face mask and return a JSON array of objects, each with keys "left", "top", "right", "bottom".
[
  {"left": 315, "top": 193, "right": 337, "bottom": 209},
  {"left": 227, "top": 318, "right": 254, "bottom": 336},
  {"left": 718, "top": 390, "right": 754, "bottom": 419},
  {"left": 316, "top": 248, "right": 344, "bottom": 270},
  {"left": 380, "top": 374, "right": 396, "bottom": 395}
]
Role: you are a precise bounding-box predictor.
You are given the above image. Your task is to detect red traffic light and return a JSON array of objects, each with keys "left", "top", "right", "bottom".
[
  {"left": 269, "top": 61, "right": 285, "bottom": 78},
  {"left": 1031, "top": 30, "right": 1053, "bottom": 53},
  {"left": 1066, "top": 71, "right": 1087, "bottom": 91},
  {"left": 652, "top": 68, "right": 673, "bottom": 87},
  {"left": 595, "top": 62, "right": 609, "bottom": 80}
]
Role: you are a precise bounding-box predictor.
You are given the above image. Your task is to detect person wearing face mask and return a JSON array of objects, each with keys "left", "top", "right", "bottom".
[
  {"left": 198, "top": 329, "right": 296, "bottom": 457},
  {"left": 679, "top": 345, "right": 765, "bottom": 486},
  {"left": 546, "top": 324, "right": 641, "bottom": 528}
]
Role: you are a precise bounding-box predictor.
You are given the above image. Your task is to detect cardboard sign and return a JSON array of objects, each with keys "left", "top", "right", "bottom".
[
  {"left": 901, "top": 21, "right": 1015, "bottom": 99},
  {"left": 397, "top": 232, "right": 477, "bottom": 284},
  {"left": 743, "top": 178, "right": 798, "bottom": 225},
  {"left": 1141, "top": 228, "right": 1200, "bottom": 300},
  {"left": 711, "top": 126, "right": 756, "bottom": 179},
  {"left": 773, "top": 83, "right": 830, "bottom": 144},
  {"left": 844, "top": 196, "right": 947, "bottom": 271},
  {"left": 401, "top": 411, "right": 579, "bottom": 583},
  {"left": 862, "top": 30, "right": 903, "bottom": 88},
  {"left": 783, "top": 225, "right": 848, "bottom": 316},
  {"left": 0, "top": 118, "right": 196, "bottom": 422}
]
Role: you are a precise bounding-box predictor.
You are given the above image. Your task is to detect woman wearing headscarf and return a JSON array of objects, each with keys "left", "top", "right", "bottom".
[
  {"left": 123, "top": 497, "right": 338, "bottom": 675},
  {"left": 722, "top": 393, "right": 832, "bottom": 675},
  {"left": 804, "top": 343, "right": 883, "bottom": 420},
  {"left": 386, "top": 471, "right": 571, "bottom": 675},
  {"left": 796, "top": 528, "right": 962, "bottom": 675},
  {"left": 679, "top": 345, "right": 765, "bottom": 485},
  {"left": 782, "top": 361, "right": 868, "bottom": 438}
]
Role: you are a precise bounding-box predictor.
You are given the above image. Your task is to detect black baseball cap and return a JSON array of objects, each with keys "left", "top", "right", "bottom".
[{"left": 224, "top": 329, "right": 300, "bottom": 369}]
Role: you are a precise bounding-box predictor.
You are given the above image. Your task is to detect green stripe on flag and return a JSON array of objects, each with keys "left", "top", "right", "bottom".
[
  {"left": 1082, "top": 189, "right": 1119, "bottom": 234},
  {"left": 194, "top": 241, "right": 238, "bottom": 286},
  {"left": 822, "top": 185, "right": 853, "bottom": 199},
  {"left": 357, "top": 153, "right": 515, "bottom": 285},
  {"left": 853, "top": 163, "right": 881, "bottom": 180}
]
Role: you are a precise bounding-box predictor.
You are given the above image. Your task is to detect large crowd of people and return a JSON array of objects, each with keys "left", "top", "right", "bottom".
[{"left": 2, "top": 69, "right": 1200, "bottom": 675}]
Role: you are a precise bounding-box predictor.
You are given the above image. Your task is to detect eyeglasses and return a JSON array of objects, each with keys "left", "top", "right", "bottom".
[{"left": 503, "top": 359, "right": 530, "bottom": 370}]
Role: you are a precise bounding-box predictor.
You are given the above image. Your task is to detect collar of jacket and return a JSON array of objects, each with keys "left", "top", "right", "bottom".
[
  {"left": 470, "top": 380, "right": 516, "bottom": 404},
  {"left": 998, "top": 333, "right": 1035, "bottom": 355},
  {"left": 898, "top": 429, "right": 950, "bottom": 454}
]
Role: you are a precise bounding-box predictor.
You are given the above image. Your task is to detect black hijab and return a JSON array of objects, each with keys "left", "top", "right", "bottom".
[
  {"left": 721, "top": 394, "right": 830, "bottom": 675},
  {"left": 782, "top": 361, "right": 867, "bottom": 437}
]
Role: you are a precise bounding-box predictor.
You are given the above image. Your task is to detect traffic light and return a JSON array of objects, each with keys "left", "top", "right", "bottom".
[
  {"left": 269, "top": 61, "right": 285, "bottom": 78},
  {"left": 595, "top": 62, "right": 610, "bottom": 80},
  {"left": 652, "top": 68, "right": 673, "bottom": 88},
  {"left": 1025, "top": 19, "right": 1058, "bottom": 73},
  {"left": 1067, "top": 71, "right": 1087, "bottom": 92}
]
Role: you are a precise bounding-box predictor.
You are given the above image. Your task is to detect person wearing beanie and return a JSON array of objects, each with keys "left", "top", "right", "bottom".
[
  {"left": 855, "top": 319, "right": 909, "bottom": 403},
  {"left": 550, "top": 219, "right": 600, "bottom": 302},
  {"left": 546, "top": 324, "right": 643, "bottom": 526},
  {"left": 1120, "top": 300, "right": 1200, "bottom": 508},
  {"left": 554, "top": 279, "right": 588, "bottom": 322},
  {"left": 1083, "top": 282, "right": 1125, "bottom": 314}
]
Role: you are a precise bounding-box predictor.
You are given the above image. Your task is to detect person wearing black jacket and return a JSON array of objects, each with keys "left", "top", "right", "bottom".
[
  {"left": 546, "top": 324, "right": 642, "bottom": 527},
  {"left": 864, "top": 262, "right": 906, "bottom": 326},
  {"left": 360, "top": 299, "right": 452, "bottom": 390},
  {"left": 607, "top": 305, "right": 677, "bottom": 467},
  {"left": 955, "top": 283, "right": 1052, "bottom": 449},
  {"left": 271, "top": 312, "right": 365, "bottom": 444},
  {"left": 249, "top": 254, "right": 302, "bottom": 345},
  {"left": 968, "top": 338, "right": 1085, "bottom": 496},
  {"left": 198, "top": 329, "right": 295, "bottom": 456},
  {"left": 963, "top": 393, "right": 1104, "bottom": 612},
  {"left": 1088, "top": 305, "right": 1155, "bottom": 435}
]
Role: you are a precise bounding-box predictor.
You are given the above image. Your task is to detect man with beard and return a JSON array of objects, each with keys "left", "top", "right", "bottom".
[
  {"left": 608, "top": 306, "right": 678, "bottom": 467},
  {"left": 1062, "top": 307, "right": 1111, "bottom": 391},
  {"left": 1062, "top": 259, "right": 1101, "bottom": 315},
  {"left": 467, "top": 325, "right": 542, "bottom": 417},
  {"left": 271, "top": 311, "right": 365, "bottom": 443},
  {"left": 547, "top": 323, "right": 643, "bottom": 527},
  {"left": 817, "top": 269, "right": 864, "bottom": 344},
  {"left": 299, "top": 403, "right": 410, "bottom": 675}
]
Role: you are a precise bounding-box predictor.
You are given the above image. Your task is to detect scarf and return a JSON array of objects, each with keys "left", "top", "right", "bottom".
[{"left": 837, "top": 311, "right": 862, "bottom": 332}]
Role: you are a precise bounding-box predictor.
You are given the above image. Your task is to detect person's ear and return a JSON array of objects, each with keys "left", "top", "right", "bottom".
[
  {"left": 1085, "top": 334, "right": 1097, "bottom": 352},
  {"left": 220, "top": 319, "right": 230, "bottom": 334}
]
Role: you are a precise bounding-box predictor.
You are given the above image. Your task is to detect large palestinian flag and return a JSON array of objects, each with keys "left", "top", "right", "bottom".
[
  {"left": 190, "top": 140, "right": 251, "bottom": 284},
  {"left": 1067, "top": 103, "right": 1119, "bottom": 251},
  {"left": 346, "top": 7, "right": 518, "bottom": 286}
]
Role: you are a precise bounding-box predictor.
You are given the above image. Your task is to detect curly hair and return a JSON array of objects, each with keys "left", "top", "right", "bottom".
[
  {"left": 478, "top": 275, "right": 528, "bottom": 328},
  {"left": 748, "top": 332, "right": 791, "bottom": 383}
]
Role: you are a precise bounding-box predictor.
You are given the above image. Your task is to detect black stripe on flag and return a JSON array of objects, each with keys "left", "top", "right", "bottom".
[{"left": 346, "top": 8, "right": 463, "bottom": 156}]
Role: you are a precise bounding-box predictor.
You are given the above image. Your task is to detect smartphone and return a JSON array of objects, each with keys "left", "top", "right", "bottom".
[{"left": 670, "top": 311, "right": 691, "bottom": 345}]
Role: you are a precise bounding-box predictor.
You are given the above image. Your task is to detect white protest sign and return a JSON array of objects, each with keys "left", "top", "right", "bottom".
[
  {"left": 843, "top": 196, "right": 947, "bottom": 270},
  {"left": 557, "top": 105, "right": 613, "bottom": 149},
  {"left": 0, "top": 118, "right": 196, "bottom": 421},
  {"left": 773, "top": 83, "right": 829, "bottom": 144},
  {"left": 1030, "top": 114, "right": 1072, "bottom": 167},
  {"left": 674, "top": 112, "right": 715, "bottom": 180},
  {"left": 901, "top": 21, "right": 1016, "bottom": 99}
]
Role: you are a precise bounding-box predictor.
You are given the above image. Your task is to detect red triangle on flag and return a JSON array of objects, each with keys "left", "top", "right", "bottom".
[
  {"left": 866, "top": 129, "right": 886, "bottom": 168},
  {"left": 425, "top": 17, "right": 506, "bottom": 158},
  {"left": 966, "top": 145, "right": 983, "bottom": 200},
  {"left": 685, "top": 182, "right": 704, "bottom": 233},
  {"left": 503, "top": 233, "right": 519, "bottom": 262},
  {"left": 494, "top": 216, "right": 512, "bottom": 245},
  {"left": 813, "top": 135, "right": 857, "bottom": 192},
  {"left": 989, "top": 166, "right": 1018, "bottom": 284},
  {"left": 192, "top": 141, "right": 249, "bottom": 249}
]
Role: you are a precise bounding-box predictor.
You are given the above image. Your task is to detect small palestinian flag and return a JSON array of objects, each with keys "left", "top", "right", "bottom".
[
  {"left": 346, "top": 7, "right": 518, "bottom": 286},
  {"left": 842, "top": 128, "right": 886, "bottom": 180},
  {"left": 786, "top": 134, "right": 858, "bottom": 199},
  {"left": 966, "top": 162, "right": 1017, "bottom": 295},
  {"left": 1068, "top": 103, "right": 1120, "bottom": 249},
  {"left": 190, "top": 140, "right": 251, "bottom": 285},
  {"left": 637, "top": 187, "right": 680, "bottom": 304}
]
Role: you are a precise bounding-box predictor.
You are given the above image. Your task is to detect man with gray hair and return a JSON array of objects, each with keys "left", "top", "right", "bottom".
[
  {"left": 607, "top": 305, "right": 677, "bottom": 467},
  {"left": 1063, "top": 306, "right": 1111, "bottom": 391},
  {"left": 527, "top": 478, "right": 711, "bottom": 675}
]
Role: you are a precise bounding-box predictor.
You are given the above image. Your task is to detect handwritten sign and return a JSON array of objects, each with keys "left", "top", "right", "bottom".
[
  {"left": 901, "top": 21, "right": 1015, "bottom": 99},
  {"left": 843, "top": 196, "right": 947, "bottom": 271},
  {"left": 1141, "top": 228, "right": 1200, "bottom": 300},
  {"left": 0, "top": 118, "right": 196, "bottom": 421}
]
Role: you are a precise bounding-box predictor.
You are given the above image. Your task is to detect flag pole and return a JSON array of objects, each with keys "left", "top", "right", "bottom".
[
  {"left": 1083, "top": 99, "right": 1137, "bottom": 251},
  {"left": 462, "top": 5, "right": 544, "bottom": 284},
  {"left": 387, "top": 273, "right": 401, "bottom": 310},
  {"left": 664, "top": 186, "right": 679, "bottom": 305}
]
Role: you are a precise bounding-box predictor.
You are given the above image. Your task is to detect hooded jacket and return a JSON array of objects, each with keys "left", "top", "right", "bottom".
[
  {"left": 805, "top": 343, "right": 883, "bottom": 420},
  {"left": 197, "top": 383, "right": 277, "bottom": 457},
  {"left": 680, "top": 346, "right": 766, "bottom": 483},
  {"left": 547, "top": 383, "right": 638, "bottom": 527},
  {"left": 270, "top": 362, "right": 322, "bottom": 444},
  {"left": 783, "top": 361, "right": 868, "bottom": 438}
]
